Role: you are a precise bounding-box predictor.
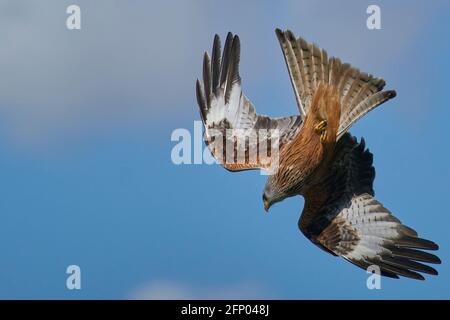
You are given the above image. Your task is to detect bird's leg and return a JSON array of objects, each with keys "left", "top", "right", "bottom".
[
  {"left": 314, "top": 119, "right": 328, "bottom": 143},
  {"left": 314, "top": 120, "right": 327, "bottom": 133},
  {"left": 320, "top": 130, "right": 327, "bottom": 143}
]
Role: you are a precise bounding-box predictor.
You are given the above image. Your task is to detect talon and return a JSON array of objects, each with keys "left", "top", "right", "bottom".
[
  {"left": 320, "top": 131, "right": 327, "bottom": 143},
  {"left": 315, "top": 120, "right": 327, "bottom": 133}
]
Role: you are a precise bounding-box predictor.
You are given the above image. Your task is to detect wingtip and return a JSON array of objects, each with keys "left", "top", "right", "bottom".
[
  {"left": 275, "top": 28, "right": 284, "bottom": 37},
  {"left": 359, "top": 137, "right": 366, "bottom": 149},
  {"left": 195, "top": 79, "right": 201, "bottom": 102},
  {"left": 285, "top": 29, "right": 296, "bottom": 42},
  {"left": 389, "top": 90, "right": 397, "bottom": 98},
  {"left": 203, "top": 51, "right": 210, "bottom": 61},
  {"left": 195, "top": 78, "right": 207, "bottom": 123},
  {"left": 416, "top": 274, "right": 426, "bottom": 281},
  {"left": 426, "top": 266, "right": 439, "bottom": 276},
  {"left": 213, "top": 34, "right": 221, "bottom": 51},
  {"left": 233, "top": 34, "right": 240, "bottom": 46}
]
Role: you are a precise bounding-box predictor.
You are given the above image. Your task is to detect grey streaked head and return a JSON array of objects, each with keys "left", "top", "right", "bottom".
[{"left": 262, "top": 178, "right": 284, "bottom": 212}]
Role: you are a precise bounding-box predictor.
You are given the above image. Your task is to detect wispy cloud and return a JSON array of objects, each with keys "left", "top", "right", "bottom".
[
  {"left": 128, "top": 280, "right": 269, "bottom": 300},
  {"left": 0, "top": 1, "right": 443, "bottom": 147}
]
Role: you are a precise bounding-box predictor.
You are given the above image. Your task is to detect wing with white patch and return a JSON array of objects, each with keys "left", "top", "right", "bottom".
[
  {"left": 196, "top": 33, "right": 303, "bottom": 171},
  {"left": 299, "top": 134, "right": 440, "bottom": 280}
]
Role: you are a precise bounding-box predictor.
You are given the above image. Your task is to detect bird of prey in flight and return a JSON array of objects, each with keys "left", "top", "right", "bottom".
[{"left": 195, "top": 29, "right": 440, "bottom": 280}]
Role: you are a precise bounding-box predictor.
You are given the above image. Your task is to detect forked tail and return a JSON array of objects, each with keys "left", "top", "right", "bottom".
[{"left": 275, "top": 28, "right": 396, "bottom": 140}]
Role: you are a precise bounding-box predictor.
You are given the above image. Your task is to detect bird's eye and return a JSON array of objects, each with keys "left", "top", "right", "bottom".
[{"left": 262, "top": 194, "right": 267, "bottom": 202}]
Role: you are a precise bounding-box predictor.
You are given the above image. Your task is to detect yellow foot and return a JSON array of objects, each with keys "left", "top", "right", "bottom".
[
  {"left": 315, "top": 120, "right": 327, "bottom": 133},
  {"left": 320, "top": 131, "right": 327, "bottom": 143}
]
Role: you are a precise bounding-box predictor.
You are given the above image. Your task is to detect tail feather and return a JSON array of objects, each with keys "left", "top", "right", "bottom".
[
  {"left": 275, "top": 28, "right": 396, "bottom": 139},
  {"left": 326, "top": 57, "right": 395, "bottom": 139},
  {"left": 338, "top": 90, "right": 396, "bottom": 139}
]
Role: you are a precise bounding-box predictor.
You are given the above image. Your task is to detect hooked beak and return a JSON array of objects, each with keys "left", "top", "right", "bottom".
[{"left": 264, "top": 199, "right": 271, "bottom": 212}]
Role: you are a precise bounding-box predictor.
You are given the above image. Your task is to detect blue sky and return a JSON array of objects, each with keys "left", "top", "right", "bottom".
[{"left": 0, "top": 0, "right": 449, "bottom": 299}]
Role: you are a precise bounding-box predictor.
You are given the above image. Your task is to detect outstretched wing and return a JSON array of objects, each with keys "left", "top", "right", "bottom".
[
  {"left": 299, "top": 134, "right": 440, "bottom": 280},
  {"left": 275, "top": 29, "right": 396, "bottom": 139},
  {"left": 196, "top": 33, "right": 302, "bottom": 171}
]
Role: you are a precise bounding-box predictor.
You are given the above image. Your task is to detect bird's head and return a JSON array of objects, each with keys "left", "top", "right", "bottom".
[{"left": 262, "top": 181, "right": 285, "bottom": 212}]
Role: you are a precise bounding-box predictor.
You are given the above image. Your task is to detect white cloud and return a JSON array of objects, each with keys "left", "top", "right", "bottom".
[
  {"left": 128, "top": 280, "right": 269, "bottom": 300},
  {"left": 0, "top": 0, "right": 443, "bottom": 148}
]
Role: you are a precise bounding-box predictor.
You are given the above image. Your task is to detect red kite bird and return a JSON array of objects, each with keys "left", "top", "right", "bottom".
[{"left": 195, "top": 29, "right": 440, "bottom": 280}]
